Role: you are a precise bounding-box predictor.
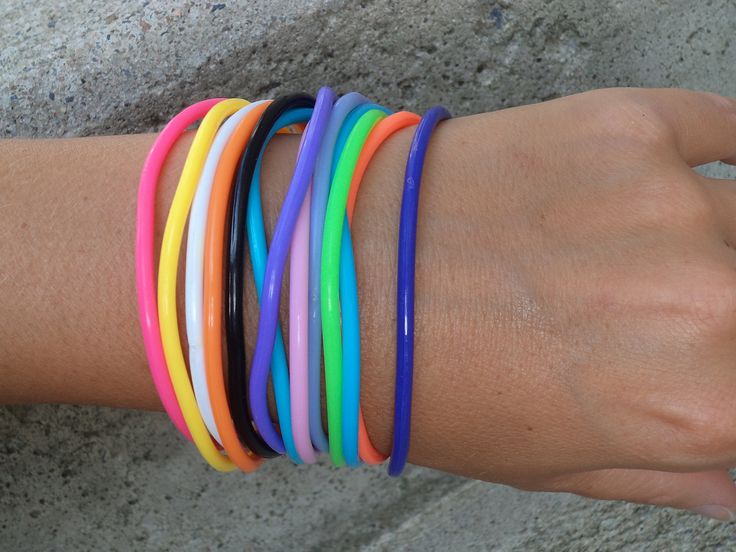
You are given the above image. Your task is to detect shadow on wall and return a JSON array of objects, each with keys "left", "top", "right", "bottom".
[
  {"left": 3, "top": 0, "right": 735, "bottom": 138},
  {"left": 66, "top": 0, "right": 736, "bottom": 134}
]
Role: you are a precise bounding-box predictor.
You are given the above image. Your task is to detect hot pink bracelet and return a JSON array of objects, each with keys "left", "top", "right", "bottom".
[{"left": 135, "top": 98, "right": 224, "bottom": 440}]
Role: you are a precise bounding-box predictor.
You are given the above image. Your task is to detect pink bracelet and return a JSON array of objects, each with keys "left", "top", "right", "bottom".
[
  {"left": 289, "top": 126, "right": 319, "bottom": 463},
  {"left": 289, "top": 187, "right": 320, "bottom": 463},
  {"left": 135, "top": 98, "right": 224, "bottom": 440}
]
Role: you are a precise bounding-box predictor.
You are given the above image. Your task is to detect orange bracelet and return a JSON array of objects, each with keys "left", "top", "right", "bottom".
[
  {"left": 346, "top": 111, "right": 421, "bottom": 464},
  {"left": 201, "top": 101, "right": 273, "bottom": 472}
]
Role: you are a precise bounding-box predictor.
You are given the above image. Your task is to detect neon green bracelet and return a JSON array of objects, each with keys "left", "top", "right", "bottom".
[{"left": 321, "top": 108, "right": 387, "bottom": 466}]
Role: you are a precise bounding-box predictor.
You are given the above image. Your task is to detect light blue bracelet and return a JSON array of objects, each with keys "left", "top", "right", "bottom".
[
  {"left": 308, "top": 92, "right": 369, "bottom": 452},
  {"left": 247, "top": 106, "right": 313, "bottom": 464},
  {"left": 331, "top": 103, "right": 392, "bottom": 467}
]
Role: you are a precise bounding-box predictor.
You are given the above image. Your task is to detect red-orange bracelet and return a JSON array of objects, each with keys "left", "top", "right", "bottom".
[{"left": 345, "top": 111, "right": 422, "bottom": 464}]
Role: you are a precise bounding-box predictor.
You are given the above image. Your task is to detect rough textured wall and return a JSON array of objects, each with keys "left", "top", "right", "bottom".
[{"left": 2, "top": 1, "right": 735, "bottom": 550}]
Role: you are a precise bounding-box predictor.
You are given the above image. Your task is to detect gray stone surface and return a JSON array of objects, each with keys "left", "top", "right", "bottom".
[{"left": 2, "top": 0, "right": 736, "bottom": 550}]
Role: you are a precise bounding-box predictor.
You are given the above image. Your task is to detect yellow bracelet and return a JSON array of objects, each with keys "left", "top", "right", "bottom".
[{"left": 157, "top": 98, "right": 249, "bottom": 471}]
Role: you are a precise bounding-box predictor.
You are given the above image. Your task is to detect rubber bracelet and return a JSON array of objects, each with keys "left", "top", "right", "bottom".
[
  {"left": 338, "top": 225, "right": 360, "bottom": 466},
  {"left": 308, "top": 92, "right": 369, "bottom": 453},
  {"left": 202, "top": 100, "right": 276, "bottom": 471},
  {"left": 240, "top": 107, "right": 315, "bottom": 463},
  {"left": 245, "top": 106, "right": 315, "bottom": 463},
  {"left": 322, "top": 106, "right": 388, "bottom": 466},
  {"left": 289, "top": 175, "right": 319, "bottom": 463},
  {"left": 228, "top": 94, "right": 315, "bottom": 458},
  {"left": 158, "top": 98, "right": 250, "bottom": 472},
  {"left": 332, "top": 104, "right": 395, "bottom": 466},
  {"left": 345, "top": 111, "right": 421, "bottom": 465},
  {"left": 249, "top": 87, "right": 336, "bottom": 456},
  {"left": 326, "top": 103, "right": 392, "bottom": 467},
  {"left": 288, "top": 123, "right": 319, "bottom": 463},
  {"left": 389, "top": 106, "right": 451, "bottom": 477},
  {"left": 185, "top": 100, "right": 267, "bottom": 446},
  {"left": 136, "top": 99, "right": 222, "bottom": 442}
]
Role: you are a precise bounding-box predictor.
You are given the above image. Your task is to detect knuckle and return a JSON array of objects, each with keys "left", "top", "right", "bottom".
[
  {"left": 679, "top": 266, "right": 736, "bottom": 337},
  {"left": 628, "top": 173, "right": 714, "bottom": 227},
  {"left": 699, "top": 90, "right": 736, "bottom": 123},
  {"left": 668, "top": 402, "right": 736, "bottom": 459},
  {"left": 626, "top": 374, "right": 736, "bottom": 463},
  {"left": 591, "top": 91, "right": 674, "bottom": 150}
]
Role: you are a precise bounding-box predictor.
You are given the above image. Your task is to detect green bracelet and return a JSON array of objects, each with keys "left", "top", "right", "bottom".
[{"left": 321, "top": 107, "right": 387, "bottom": 466}]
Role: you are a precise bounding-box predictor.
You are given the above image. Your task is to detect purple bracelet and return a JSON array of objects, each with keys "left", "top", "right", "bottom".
[
  {"left": 248, "top": 86, "right": 336, "bottom": 452},
  {"left": 309, "top": 92, "right": 369, "bottom": 453},
  {"left": 389, "top": 105, "right": 451, "bottom": 476}
]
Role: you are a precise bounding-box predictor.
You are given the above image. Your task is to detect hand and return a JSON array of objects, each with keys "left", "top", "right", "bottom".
[
  {"left": 3, "top": 87, "right": 736, "bottom": 521},
  {"left": 374, "top": 88, "right": 736, "bottom": 520}
]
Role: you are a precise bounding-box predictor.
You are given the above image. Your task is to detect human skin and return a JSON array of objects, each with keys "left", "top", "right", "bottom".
[{"left": 2, "top": 88, "right": 736, "bottom": 521}]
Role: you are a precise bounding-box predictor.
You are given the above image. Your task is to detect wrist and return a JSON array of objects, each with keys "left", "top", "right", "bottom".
[{"left": 160, "top": 115, "right": 484, "bottom": 470}]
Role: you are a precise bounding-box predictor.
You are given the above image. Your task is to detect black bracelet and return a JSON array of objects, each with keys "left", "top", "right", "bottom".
[{"left": 225, "top": 93, "right": 315, "bottom": 457}]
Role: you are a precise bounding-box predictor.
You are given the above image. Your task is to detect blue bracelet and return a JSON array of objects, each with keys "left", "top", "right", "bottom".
[
  {"left": 332, "top": 103, "right": 391, "bottom": 467},
  {"left": 308, "top": 92, "right": 369, "bottom": 453},
  {"left": 338, "top": 224, "right": 360, "bottom": 466},
  {"left": 245, "top": 105, "right": 314, "bottom": 462},
  {"left": 389, "top": 105, "right": 451, "bottom": 477}
]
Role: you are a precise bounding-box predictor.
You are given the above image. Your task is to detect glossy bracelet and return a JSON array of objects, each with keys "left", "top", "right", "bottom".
[
  {"left": 184, "top": 99, "right": 303, "bottom": 446},
  {"left": 228, "top": 94, "right": 315, "bottom": 459},
  {"left": 185, "top": 100, "right": 267, "bottom": 445},
  {"left": 322, "top": 104, "right": 388, "bottom": 466},
  {"left": 288, "top": 149, "right": 319, "bottom": 463},
  {"left": 345, "top": 111, "right": 422, "bottom": 465},
  {"left": 333, "top": 104, "right": 398, "bottom": 466},
  {"left": 308, "top": 92, "right": 369, "bottom": 453},
  {"left": 201, "top": 100, "right": 278, "bottom": 471},
  {"left": 245, "top": 107, "right": 314, "bottom": 462},
  {"left": 249, "top": 87, "right": 336, "bottom": 457},
  {"left": 389, "top": 105, "right": 451, "bottom": 477},
  {"left": 158, "top": 98, "right": 250, "bottom": 472},
  {"left": 135, "top": 99, "right": 223, "bottom": 442}
]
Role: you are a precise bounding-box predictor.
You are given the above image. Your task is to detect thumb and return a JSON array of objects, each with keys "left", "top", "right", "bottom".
[{"left": 539, "top": 468, "right": 736, "bottom": 522}]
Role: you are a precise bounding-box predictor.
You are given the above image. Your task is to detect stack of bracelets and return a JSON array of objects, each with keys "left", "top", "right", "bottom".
[{"left": 135, "top": 87, "right": 451, "bottom": 476}]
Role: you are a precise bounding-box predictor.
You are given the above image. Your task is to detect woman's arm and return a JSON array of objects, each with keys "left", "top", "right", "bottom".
[{"left": 3, "top": 88, "right": 736, "bottom": 519}]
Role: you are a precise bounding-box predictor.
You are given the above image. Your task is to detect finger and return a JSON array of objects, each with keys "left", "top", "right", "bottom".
[
  {"left": 606, "top": 88, "right": 736, "bottom": 167},
  {"left": 539, "top": 468, "right": 736, "bottom": 522}
]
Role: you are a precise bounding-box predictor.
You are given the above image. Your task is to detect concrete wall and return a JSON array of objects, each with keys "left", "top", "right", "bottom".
[{"left": 2, "top": 1, "right": 735, "bottom": 549}]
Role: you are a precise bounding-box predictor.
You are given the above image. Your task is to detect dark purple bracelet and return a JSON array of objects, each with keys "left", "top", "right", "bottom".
[{"left": 389, "top": 105, "right": 451, "bottom": 477}]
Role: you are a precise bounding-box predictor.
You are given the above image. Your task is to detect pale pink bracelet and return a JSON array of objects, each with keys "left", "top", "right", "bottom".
[
  {"left": 135, "top": 98, "right": 223, "bottom": 440},
  {"left": 289, "top": 131, "right": 320, "bottom": 463}
]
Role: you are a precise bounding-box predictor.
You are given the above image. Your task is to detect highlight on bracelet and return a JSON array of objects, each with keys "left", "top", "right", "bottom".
[{"left": 134, "top": 86, "right": 450, "bottom": 476}]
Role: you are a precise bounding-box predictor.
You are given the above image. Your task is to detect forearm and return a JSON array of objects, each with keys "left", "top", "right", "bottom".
[{"left": 0, "top": 119, "right": 501, "bottom": 478}]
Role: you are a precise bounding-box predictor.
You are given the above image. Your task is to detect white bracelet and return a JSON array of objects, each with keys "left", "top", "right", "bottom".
[{"left": 184, "top": 100, "right": 268, "bottom": 444}]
